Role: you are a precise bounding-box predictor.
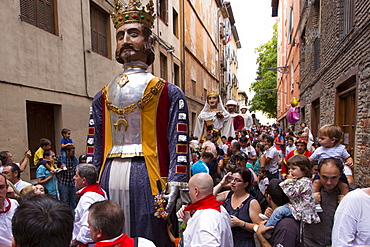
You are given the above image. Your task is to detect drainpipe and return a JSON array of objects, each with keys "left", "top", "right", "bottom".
[
  {"left": 81, "top": 0, "right": 90, "bottom": 98},
  {"left": 181, "top": 0, "right": 186, "bottom": 93}
]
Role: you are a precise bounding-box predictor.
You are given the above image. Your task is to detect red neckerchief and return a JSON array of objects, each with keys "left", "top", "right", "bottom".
[
  {"left": 0, "top": 197, "right": 11, "bottom": 214},
  {"left": 77, "top": 183, "right": 105, "bottom": 197},
  {"left": 95, "top": 234, "right": 134, "bottom": 247},
  {"left": 184, "top": 194, "right": 224, "bottom": 212}
]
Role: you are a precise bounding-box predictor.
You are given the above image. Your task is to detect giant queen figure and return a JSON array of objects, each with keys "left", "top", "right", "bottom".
[
  {"left": 193, "top": 91, "right": 234, "bottom": 141},
  {"left": 86, "top": 0, "right": 189, "bottom": 246}
]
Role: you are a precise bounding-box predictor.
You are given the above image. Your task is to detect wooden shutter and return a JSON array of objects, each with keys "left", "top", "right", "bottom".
[
  {"left": 90, "top": 3, "right": 108, "bottom": 57},
  {"left": 20, "top": 0, "right": 55, "bottom": 34}
]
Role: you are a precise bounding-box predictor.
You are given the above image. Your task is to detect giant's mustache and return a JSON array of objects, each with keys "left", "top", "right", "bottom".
[{"left": 116, "top": 45, "right": 140, "bottom": 56}]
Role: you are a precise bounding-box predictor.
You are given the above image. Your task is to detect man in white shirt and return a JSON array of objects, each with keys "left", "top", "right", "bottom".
[
  {"left": 261, "top": 136, "right": 280, "bottom": 180},
  {"left": 0, "top": 150, "right": 32, "bottom": 173},
  {"left": 0, "top": 174, "right": 19, "bottom": 247},
  {"left": 332, "top": 188, "right": 370, "bottom": 246},
  {"left": 88, "top": 200, "right": 156, "bottom": 247},
  {"left": 71, "top": 164, "right": 107, "bottom": 247},
  {"left": 177, "top": 173, "right": 233, "bottom": 247},
  {"left": 2, "top": 163, "right": 31, "bottom": 192}
]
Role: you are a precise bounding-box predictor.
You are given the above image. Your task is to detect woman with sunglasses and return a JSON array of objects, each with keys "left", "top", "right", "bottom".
[{"left": 213, "top": 167, "right": 262, "bottom": 247}]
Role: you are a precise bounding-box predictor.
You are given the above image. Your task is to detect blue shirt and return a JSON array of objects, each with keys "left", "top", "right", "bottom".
[
  {"left": 36, "top": 162, "right": 58, "bottom": 196},
  {"left": 190, "top": 160, "right": 209, "bottom": 176},
  {"left": 60, "top": 137, "right": 73, "bottom": 152}
]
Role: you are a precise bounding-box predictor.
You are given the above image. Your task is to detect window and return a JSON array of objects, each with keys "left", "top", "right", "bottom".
[
  {"left": 158, "top": 0, "right": 168, "bottom": 24},
  {"left": 339, "top": 0, "right": 354, "bottom": 39},
  {"left": 160, "top": 53, "right": 167, "bottom": 80},
  {"left": 20, "top": 0, "right": 56, "bottom": 34},
  {"left": 90, "top": 2, "right": 109, "bottom": 57},
  {"left": 288, "top": 6, "right": 293, "bottom": 44},
  {"left": 300, "top": 106, "right": 305, "bottom": 124},
  {"left": 335, "top": 78, "right": 356, "bottom": 157},
  {"left": 172, "top": 8, "right": 178, "bottom": 37},
  {"left": 311, "top": 99, "right": 320, "bottom": 141},
  {"left": 192, "top": 80, "right": 196, "bottom": 97},
  {"left": 203, "top": 88, "right": 207, "bottom": 101},
  {"left": 174, "top": 63, "right": 180, "bottom": 87}
]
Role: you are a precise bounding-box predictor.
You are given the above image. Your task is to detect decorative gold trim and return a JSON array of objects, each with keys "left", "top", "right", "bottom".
[
  {"left": 116, "top": 71, "right": 148, "bottom": 87},
  {"left": 107, "top": 152, "right": 144, "bottom": 158},
  {"left": 102, "top": 78, "right": 166, "bottom": 131}
]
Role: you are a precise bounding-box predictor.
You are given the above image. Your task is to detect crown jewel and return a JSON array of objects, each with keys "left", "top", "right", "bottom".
[{"left": 111, "top": 0, "right": 155, "bottom": 29}]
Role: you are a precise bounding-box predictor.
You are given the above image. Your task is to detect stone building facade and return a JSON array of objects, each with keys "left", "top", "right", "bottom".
[{"left": 298, "top": 0, "right": 370, "bottom": 186}]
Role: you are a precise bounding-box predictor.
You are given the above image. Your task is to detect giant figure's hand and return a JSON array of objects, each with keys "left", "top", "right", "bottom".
[{"left": 164, "top": 184, "right": 179, "bottom": 214}]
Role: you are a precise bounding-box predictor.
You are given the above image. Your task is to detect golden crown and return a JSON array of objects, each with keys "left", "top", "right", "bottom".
[
  {"left": 207, "top": 91, "right": 219, "bottom": 97},
  {"left": 111, "top": 0, "right": 155, "bottom": 29}
]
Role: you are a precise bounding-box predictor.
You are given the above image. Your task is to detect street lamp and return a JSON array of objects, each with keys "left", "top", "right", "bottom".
[
  {"left": 263, "top": 88, "right": 287, "bottom": 94},
  {"left": 258, "top": 88, "right": 287, "bottom": 96},
  {"left": 255, "top": 66, "right": 289, "bottom": 82}
]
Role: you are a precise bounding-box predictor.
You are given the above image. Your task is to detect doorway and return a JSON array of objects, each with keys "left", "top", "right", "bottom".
[{"left": 26, "top": 101, "right": 56, "bottom": 179}]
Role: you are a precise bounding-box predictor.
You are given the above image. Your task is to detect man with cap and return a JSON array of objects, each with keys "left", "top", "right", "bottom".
[
  {"left": 226, "top": 100, "right": 244, "bottom": 132},
  {"left": 240, "top": 105, "right": 253, "bottom": 130},
  {"left": 281, "top": 138, "right": 313, "bottom": 179},
  {"left": 86, "top": 0, "right": 189, "bottom": 245}
]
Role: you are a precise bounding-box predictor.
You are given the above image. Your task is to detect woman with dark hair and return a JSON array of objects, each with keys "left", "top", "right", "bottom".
[{"left": 213, "top": 167, "right": 262, "bottom": 247}]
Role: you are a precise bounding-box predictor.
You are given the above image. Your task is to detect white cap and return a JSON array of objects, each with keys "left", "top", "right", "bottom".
[
  {"left": 226, "top": 99, "right": 237, "bottom": 106},
  {"left": 240, "top": 105, "right": 248, "bottom": 110}
]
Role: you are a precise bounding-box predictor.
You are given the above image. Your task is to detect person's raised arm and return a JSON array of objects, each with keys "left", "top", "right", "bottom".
[
  {"left": 19, "top": 150, "right": 32, "bottom": 172},
  {"left": 213, "top": 172, "right": 231, "bottom": 199}
]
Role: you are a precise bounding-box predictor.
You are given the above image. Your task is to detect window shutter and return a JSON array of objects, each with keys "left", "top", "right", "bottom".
[
  {"left": 98, "top": 11, "right": 107, "bottom": 56},
  {"left": 90, "top": 7, "right": 99, "bottom": 53},
  {"left": 90, "top": 2, "right": 108, "bottom": 57},
  {"left": 19, "top": 0, "right": 55, "bottom": 34},
  {"left": 45, "top": 0, "right": 55, "bottom": 33},
  {"left": 38, "top": 0, "right": 46, "bottom": 30},
  {"left": 20, "top": 0, "right": 37, "bottom": 26}
]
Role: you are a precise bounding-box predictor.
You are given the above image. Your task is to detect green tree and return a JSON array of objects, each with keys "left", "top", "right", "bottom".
[{"left": 249, "top": 22, "right": 278, "bottom": 118}]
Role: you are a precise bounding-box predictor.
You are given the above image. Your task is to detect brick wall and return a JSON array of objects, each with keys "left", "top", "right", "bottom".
[{"left": 299, "top": 0, "right": 370, "bottom": 187}]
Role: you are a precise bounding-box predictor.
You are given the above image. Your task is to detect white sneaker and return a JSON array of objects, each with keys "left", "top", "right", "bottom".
[
  {"left": 259, "top": 213, "right": 270, "bottom": 221},
  {"left": 315, "top": 204, "right": 323, "bottom": 213},
  {"left": 62, "top": 166, "right": 67, "bottom": 171}
]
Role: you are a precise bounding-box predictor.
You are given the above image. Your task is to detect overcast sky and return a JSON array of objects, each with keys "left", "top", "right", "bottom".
[{"left": 230, "top": 0, "right": 278, "bottom": 124}]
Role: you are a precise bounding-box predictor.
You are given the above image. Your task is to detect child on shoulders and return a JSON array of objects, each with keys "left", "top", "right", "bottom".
[
  {"left": 309, "top": 124, "right": 352, "bottom": 212},
  {"left": 60, "top": 128, "right": 78, "bottom": 167},
  {"left": 33, "top": 138, "right": 54, "bottom": 172},
  {"left": 257, "top": 155, "right": 320, "bottom": 238}
]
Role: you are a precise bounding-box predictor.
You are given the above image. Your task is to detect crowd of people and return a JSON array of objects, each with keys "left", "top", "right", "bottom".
[
  {"left": 1, "top": 0, "right": 369, "bottom": 245},
  {"left": 187, "top": 120, "right": 369, "bottom": 247},
  {"left": 1, "top": 121, "right": 369, "bottom": 247}
]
